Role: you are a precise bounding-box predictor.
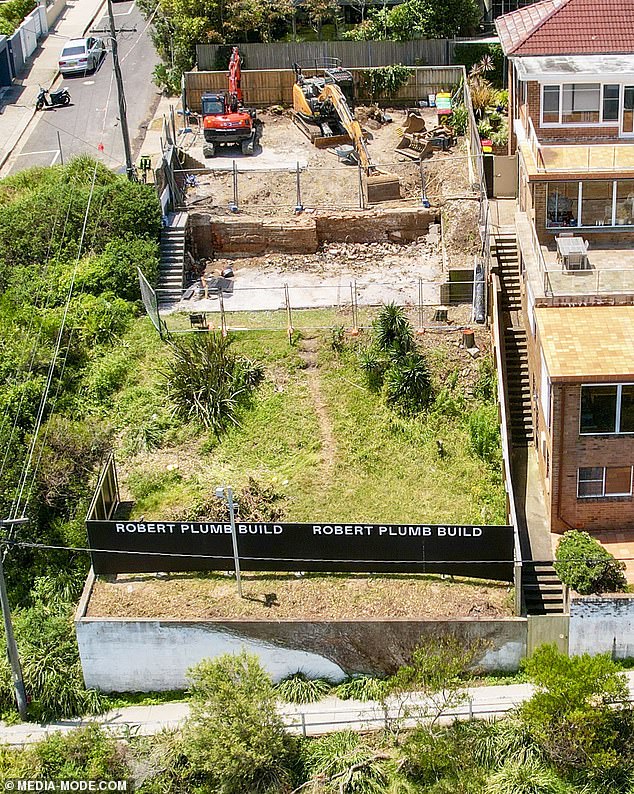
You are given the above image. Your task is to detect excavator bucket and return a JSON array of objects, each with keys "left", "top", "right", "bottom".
[
  {"left": 365, "top": 171, "right": 401, "bottom": 204},
  {"left": 402, "top": 111, "right": 427, "bottom": 135}
]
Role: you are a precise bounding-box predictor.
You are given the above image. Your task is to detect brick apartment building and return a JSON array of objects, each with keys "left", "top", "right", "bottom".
[{"left": 496, "top": 0, "right": 634, "bottom": 534}]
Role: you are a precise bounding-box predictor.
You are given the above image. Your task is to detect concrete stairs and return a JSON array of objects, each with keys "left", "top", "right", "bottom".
[
  {"left": 157, "top": 212, "right": 188, "bottom": 305},
  {"left": 522, "top": 561, "right": 565, "bottom": 615}
]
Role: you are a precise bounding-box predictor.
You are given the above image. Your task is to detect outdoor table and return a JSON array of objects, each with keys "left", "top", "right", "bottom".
[{"left": 556, "top": 236, "right": 588, "bottom": 270}]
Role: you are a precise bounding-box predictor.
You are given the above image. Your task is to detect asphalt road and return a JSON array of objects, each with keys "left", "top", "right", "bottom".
[{"left": 10, "top": 0, "right": 159, "bottom": 174}]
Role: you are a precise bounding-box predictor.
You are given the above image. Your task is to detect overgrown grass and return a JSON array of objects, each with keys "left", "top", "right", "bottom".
[{"left": 101, "top": 322, "right": 504, "bottom": 525}]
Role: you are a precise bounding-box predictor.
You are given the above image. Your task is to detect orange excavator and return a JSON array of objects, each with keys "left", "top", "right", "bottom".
[{"left": 201, "top": 47, "right": 260, "bottom": 158}]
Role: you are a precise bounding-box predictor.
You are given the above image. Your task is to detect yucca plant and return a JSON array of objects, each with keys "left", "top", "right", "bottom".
[
  {"left": 164, "top": 332, "right": 263, "bottom": 437},
  {"left": 358, "top": 347, "right": 387, "bottom": 392},
  {"left": 275, "top": 672, "right": 332, "bottom": 704},
  {"left": 383, "top": 353, "right": 433, "bottom": 415},
  {"left": 372, "top": 303, "right": 414, "bottom": 357},
  {"left": 334, "top": 675, "right": 387, "bottom": 702}
]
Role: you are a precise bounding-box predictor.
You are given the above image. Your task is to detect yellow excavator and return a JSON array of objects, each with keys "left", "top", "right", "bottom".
[{"left": 292, "top": 60, "right": 401, "bottom": 204}]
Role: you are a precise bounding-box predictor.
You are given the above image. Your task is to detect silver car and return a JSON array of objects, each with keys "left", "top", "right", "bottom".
[{"left": 58, "top": 37, "right": 105, "bottom": 75}]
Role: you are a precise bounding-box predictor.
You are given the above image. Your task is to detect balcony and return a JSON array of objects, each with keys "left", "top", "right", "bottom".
[
  {"left": 516, "top": 211, "right": 634, "bottom": 302},
  {"left": 520, "top": 140, "right": 634, "bottom": 179}
]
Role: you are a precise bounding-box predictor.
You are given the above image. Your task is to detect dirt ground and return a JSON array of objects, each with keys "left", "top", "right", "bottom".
[
  {"left": 183, "top": 107, "right": 474, "bottom": 214},
  {"left": 174, "top": 237, "right": 445, "bottom": 313},
  {"left": 88, "top": 572, "right": 512, "bottom": 620}
]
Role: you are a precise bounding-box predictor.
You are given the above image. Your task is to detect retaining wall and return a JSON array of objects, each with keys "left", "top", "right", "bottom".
[
  {"left": 569, "top": 594, "right": 634, "bottom": 659},
  {"left": 76, "top": 574, "right": 526, "bottom": 691},
  {"left": 189, "top": 207, "right": 437, "bottom": 257}
]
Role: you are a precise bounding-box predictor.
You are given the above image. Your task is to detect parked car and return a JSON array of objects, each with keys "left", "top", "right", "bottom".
[{"left": 58, "top": 37, "right": 105, "bottom": 75}]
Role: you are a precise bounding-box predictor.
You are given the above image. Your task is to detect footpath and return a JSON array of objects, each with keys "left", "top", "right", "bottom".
[
  {"left": 1, "top": 672, "right": 634, "bottom": 747},
  {"left": 0, "top": 0, "right": 106, "bottom": 172}
]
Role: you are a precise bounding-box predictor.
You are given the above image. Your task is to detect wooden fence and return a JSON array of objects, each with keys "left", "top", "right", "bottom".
[
  {"left": 196, "top": 39, "right": 454, "bottom": 71},
  {"left": 184, "top": 65, "right": 464, "bottom": 111}
]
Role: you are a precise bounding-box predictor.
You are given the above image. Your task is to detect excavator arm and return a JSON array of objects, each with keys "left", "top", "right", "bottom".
[{"left": 317, "top": 83, "right": 376, "bottom": 174}]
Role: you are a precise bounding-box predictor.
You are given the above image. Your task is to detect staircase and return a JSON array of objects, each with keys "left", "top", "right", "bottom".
[
  {"left": 522, "top": 561, "right": 565, "bottom": 614},
  {"left": 157, "top": 212, "right": 188, "bottom": 304},
  {"left": 494, "top": 233, "right": 533, "bottom": 446}
]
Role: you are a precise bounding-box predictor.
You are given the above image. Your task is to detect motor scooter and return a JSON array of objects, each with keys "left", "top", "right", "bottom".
[{"left": 35, "top": 87, "right": 71, "bottom": 111}]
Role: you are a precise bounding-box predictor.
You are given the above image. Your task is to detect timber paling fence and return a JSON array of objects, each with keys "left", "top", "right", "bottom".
[
  {"left": 196, "top": 39, "right": 455, "bottom": 71},
  {"left": 184, "top": 65, "right": 465, "bottom": 110}
]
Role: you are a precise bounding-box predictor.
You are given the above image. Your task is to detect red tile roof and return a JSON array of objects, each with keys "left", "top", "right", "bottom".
[{"left": 496, "top": 0, "right": 634, "bottom": 56}]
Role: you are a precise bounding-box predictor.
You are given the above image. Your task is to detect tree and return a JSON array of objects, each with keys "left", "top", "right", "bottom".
[
  {"left": 300, "top": 0, "right": 338, "bottom": 38},
  {"left": 185, "top": 651, "right": 294, "bottom": 792},
  {"left": 345, "top": 0, "right": 479, "bottom": 41},
  {"left": 381, "top": 636, "right": 483, "bottom": 737},
  {"left": 520, "top": 645, "right": 634, "bottom": 788},
  {"left": 554, "top": 530, "right": 627, "bottom": 595}
]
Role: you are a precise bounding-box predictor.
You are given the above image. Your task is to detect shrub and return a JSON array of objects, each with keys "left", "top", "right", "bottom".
[
  {"left": 449, "top": 104, "right": 469, "bottom": 136},
  {"left": 372, "top": 303, "right": 414, "bottom": 356},
  {"left": 358, "top": 347, "right": 387, "bottom": 392},
  {"left": 0, "top": 0, "right": 35, "bottom": 35},
  {"left": 301, "top": 731, "right": 388, "bottom": 793},
  {"left": 164, "top": 332, "right": 264, "bottom": 437},
  {"left": 468, "top": 404, "right": 501, "bottom": 467},
  {"left": 275, "top": 673, "right": 332, "bottom": 704},
  {"left": 383, "top": 353, "right": 434, "bottom": 415},
  {"left": 554, "top": 530, "right": 627, "bottom": 594},
  {"left": 185, "top": 651, "right": 294, "bottom": 793},
  {"left": 334, "top": 675, "right": 387, "bottom": 702},
  {"left": 484, "top": 757, "right": 570, "bottom": 794}
]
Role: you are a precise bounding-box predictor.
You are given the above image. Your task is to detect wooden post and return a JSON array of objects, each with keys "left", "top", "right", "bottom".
[
  {"left": 285, "top": 284, "right": 293, "bottom": 344},
  {"left": 462, "top": 328, "right": 475, "bottom": 348}
]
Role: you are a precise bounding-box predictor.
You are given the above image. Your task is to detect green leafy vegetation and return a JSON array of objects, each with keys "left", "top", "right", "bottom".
[
  {"left": 0, "top": 0, "right": 35, "bottom": 35},
  {"left": 4, "top": 645, "right": 632, "bottom": 792},
  {"left": 344, "top": 0, "right": 479, "bottom": 41},
  {"left": 360, "top": 65, "right": 413, "bottom": 100},
  {"left": 164, "top": 331, "right": 264, "bottom": 436},
  {"left": 275, "top": 672, "right": 332, "bottom": 703},
  {"left": 554, "top": 530, "right": 628, "bottom": 594}
]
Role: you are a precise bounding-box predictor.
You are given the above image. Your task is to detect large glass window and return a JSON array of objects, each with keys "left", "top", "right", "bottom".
[
  {"left": 580, "top": 384, "right": 634, "bottom": 434},
  {"left": 578, "top": 466, "right": 632, "bottom": 498},
  {"left": 602, "top": 84, "right": 620, "bottom": 122},
  {"left": 542, "top": 85, "right": 560, "bottom": 123},
  {"left": 580, "top": 385, "right": 617, "bottom": 433},
  {"left": 546, "top": 183, "right": 578, "bottom": 228},
  {"left": 615, "top": 181, "right": 634, "bottom": 225},
  {"left": 562, "top": 84, "right": 601, "bottom": 124},
  {"left": 580, "top": 180, "right": 614, "bottom": 227}
]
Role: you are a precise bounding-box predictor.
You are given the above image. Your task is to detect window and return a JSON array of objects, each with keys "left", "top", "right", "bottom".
[
  {"left": 580, "top": 384, "right": 634, "bottom": 434},
  {"left": 578, "top": 466, "right": 633, "bottom": 498},
  {"left": 542, "top": 85, "right": 560, "bottom": 124},
  {"left": 615, "top": 180, "right": 634, "bottom": 225},
  {"left": 562, "top": 83, "right": 601, "bottom": 124},
  {"left": 603, "top": 84, "right": 620, "bottom": 122},
  {"left": 546, "top": 183, "right": 578, "bottom": 227},
  {"left": 580, "top": 180, "right": 614, "bottom": 227}
]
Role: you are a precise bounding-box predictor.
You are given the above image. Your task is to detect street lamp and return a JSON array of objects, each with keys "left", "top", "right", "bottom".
[{"left": 215, "top": 486, "right": 243, "bottom": 597}]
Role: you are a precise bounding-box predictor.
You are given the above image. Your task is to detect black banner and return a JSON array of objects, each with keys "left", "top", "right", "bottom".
[{"left": 86, "top": 520, "right": 514, "bottom": 581}]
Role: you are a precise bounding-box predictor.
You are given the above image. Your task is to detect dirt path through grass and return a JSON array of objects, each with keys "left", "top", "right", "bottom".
[{"left": 298, "top": 335, "right": 337, "bottom": 475}]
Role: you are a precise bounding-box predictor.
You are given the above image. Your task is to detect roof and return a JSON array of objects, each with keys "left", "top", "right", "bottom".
[
  {"left": 496, "top": 0, "right": 634, "bottom": 57},
  {"left": 514, "top": 54, "right": 634, "bottom": 81},
  {"left": 536, "top": 306, "right": 634, "bottom": 382}
]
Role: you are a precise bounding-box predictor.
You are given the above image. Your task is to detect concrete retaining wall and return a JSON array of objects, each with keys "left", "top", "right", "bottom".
[
  {"left": 189, "top": 208, "right": 437, "bottom": 257},
  {"left": 569, "top": 594, "right": 634, "bottom": 659}
]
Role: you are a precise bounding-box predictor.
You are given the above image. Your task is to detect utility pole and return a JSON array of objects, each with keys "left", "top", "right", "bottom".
[
  {"left": 0, "top": 518, "right": 28, "bottom": 720},
  {"left": 106, "top": 0, "right": 135, "bottom": 181}
]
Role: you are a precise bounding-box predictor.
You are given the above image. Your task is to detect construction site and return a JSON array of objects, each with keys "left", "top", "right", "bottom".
[{"left": 149, "top": 59, "right": 486, "bottom": 329}]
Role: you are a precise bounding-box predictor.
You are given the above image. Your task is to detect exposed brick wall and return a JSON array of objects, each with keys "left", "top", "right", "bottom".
[
  {"left": 551, "top": 383, "right": 634, "bottom": 532},
  {"left": 189, "top": 208, "right": 438, "bottom": 256}
]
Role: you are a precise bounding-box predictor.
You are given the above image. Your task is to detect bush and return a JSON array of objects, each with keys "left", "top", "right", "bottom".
[
  {"left": 185, "top": 651, "right": 294, "bottom": 793},
  {"left": 358, "top": 347, "right": 387, "bottom": 392},
  {"left": 383, "top": 352, "right": 434, "bottom": 415},
  {"left": 468, "top": 404, "right": 501, "bottom": 467},
  {"left": 554, "top": 530, "right": 627, "bottom": 594},
  {"left": 164, "top": 332, "right": 264, "bottom": 437},
  {"left": 372, "top": 303, "right": 414, "bottom": 357},
  {"left": 454, "top": 43, "right": 505, "bottom": 88},
  {"left": 301, "top": 731, "right": 389, "bottom": 793},
  {"left": 275, "top": 673, "right": 332, "bottom": 704},
  {"left": 0, "top": 0, "right": 35, "bottom": 35},
  {"left": 334, "top": 675, "right": 387, "bottom": 702}
]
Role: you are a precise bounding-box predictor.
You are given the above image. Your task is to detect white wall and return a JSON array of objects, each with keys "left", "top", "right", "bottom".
[
  {"left": 569, "top": 595, "right": 634, "bottom": 659},
  {"left": 77, "top": 620, "right": 346, "bottom": 692}
]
